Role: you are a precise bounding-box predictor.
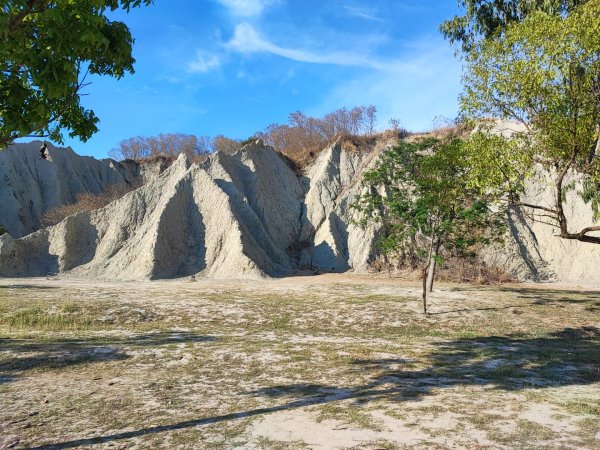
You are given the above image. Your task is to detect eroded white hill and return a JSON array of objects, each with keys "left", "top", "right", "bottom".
[{"left": 0, "top": 137, "right": 598, "bottom": 282}]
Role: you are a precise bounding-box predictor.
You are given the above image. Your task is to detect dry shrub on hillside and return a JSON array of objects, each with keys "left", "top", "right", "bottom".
[
  {"left": 109, "top": 133, "right": 213, "bottom": 162},
  {"left": 435, "top": 258, "right": 514, "bottom": 284},
  {"left": 408, "top": 121, "right": 472, "bottom": 143},
  {"left": 130, "top": 153, "right": 177, "bottom": 168},
  {"left": 256, "top": 106, "right": 387, "bottom": 167},
  {"left": 42, "top": 182, "right": 140, "bottom": 227},
  {"left": 341, "top": 128, "right": 410, "bottom": 152},
  {"left": 213, "top": 135, "right": 242, "bottom": 155}
]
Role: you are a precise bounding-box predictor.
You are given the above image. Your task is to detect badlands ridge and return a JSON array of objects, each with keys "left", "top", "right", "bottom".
[{"left": 0, "top": 139, "right": 598, "bottom": 282}]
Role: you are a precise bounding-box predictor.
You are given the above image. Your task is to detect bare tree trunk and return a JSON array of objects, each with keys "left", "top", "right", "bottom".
[
  {"left": 427, "top": 238, "right": 441, "bottom": 293},
  {"left": 422, "top": 266, "right": 428, "bottom": 315},
  {"left": 384, "top": 253, "right": 391, "bottom": 278},
  {"left": 421, "top": 232, "right": 436, "bottom": 314}
]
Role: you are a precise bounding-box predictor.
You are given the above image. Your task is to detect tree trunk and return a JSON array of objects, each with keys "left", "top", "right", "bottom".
[
  {"left": 421, "top": 232, "right": 436, "bottom": 314},
  {"left": 422, "top": 266, "right": 428, "bottom": 315},
  {"left": 385, "top": 253, "right": 391, "bottom": 278},
  {"left": 590, "top": 124, "right": 600, "bottom": 163},
  {"left": 427, "top": 238, "right": 441, "bottom": 293}
]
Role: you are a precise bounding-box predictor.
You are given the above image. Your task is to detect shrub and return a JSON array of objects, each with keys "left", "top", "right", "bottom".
[
  {"left": 109, "top": 133, "right": 213, "bottom": 161},
  {"left": 0, "top": 224, "right": 7, "bottom": 236},
  {"left": 213, "top": 135, "right": 242, "bottom": 155},
  {"left": 256, "top": 105, "right": 380, "bottom": 167},
  {"left": 42, "top": 182, "right": 140, "bottom": 227}
]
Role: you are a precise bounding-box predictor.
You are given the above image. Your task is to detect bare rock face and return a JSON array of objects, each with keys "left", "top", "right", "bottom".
[
  {"left": 479, "top": 122, "right": 600, "bottom": 283},
  {"left": 0, "top": 142, "right": 139, "bottom": 237},
  {"left": 486, "top": 170, "right": 600, "bottom": 283},
  {"left": 1, "top": 136, "right": 599, "bottom": 282},
  {"left": 0, "top": 143, "right": 306, "bottom": 280},
  {"left": 299, "top": 139, "right": 387, "bottom": 273}
]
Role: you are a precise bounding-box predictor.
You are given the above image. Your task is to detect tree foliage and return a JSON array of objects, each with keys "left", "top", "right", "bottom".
[
  {"left": 461, "top": 0, "right": 600, "bottom": 243},
  {"left": 440, "top": 0, "right": 588, "bottom": 52},
  {"left": 0, "top": 0, "right": 152, "bottom": 148},
  {"left": 353, "top": 138, "right": 505, "bottom": 313}
]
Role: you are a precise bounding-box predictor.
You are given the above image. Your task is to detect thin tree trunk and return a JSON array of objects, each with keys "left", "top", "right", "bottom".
[
  {"left": 385, "top": 253, "right": 391, "bottom": 278},
  {"left": 421, "top": 231, "right": 436, "bottom": 315},
  {"left": 422, "top": 266, "right": 428, "bottom": 315},
  {"left": 427, "top": 238, "right": 441, "bottom": 293}
]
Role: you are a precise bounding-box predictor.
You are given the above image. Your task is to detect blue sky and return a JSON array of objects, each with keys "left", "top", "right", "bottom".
[{"left": 61, "top": 0, "right": 463, "bottom": 158}]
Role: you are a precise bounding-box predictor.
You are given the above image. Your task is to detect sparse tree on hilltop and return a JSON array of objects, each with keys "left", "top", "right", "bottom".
[
  {"left": 257, "top": 105, "right": 378, "bottom": 165},
  {"left": 109, "top": 134, "right": 212, "bottom": 161}
]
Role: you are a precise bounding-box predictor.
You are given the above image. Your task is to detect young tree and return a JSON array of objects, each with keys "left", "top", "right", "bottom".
[
  {"left": 353, "top": 138, "right": 505, "bottom": 314},
  {"left": 461, "top": 1, "right": 600, "bottom": 244},
  {"left": 0, "top": 0, "right": 153, "bottom": 148},
  {"left": 440, "top": 0, "right": 588, "bottom": 52}
]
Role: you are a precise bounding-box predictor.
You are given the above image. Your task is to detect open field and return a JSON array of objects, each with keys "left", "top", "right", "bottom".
[{"left": 0, "top": 275, "right": 598, "bottom": 449}]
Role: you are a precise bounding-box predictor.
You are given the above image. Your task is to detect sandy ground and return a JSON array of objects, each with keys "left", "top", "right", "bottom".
[{"left": 0, "top": 274, "right": 598, "bottom": 449}]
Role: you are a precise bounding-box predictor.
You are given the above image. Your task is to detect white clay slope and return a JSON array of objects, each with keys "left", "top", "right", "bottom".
[
  {"left": 0, "top": 136, "right": 599, "bottom": 282},
  {"left": 0, "top": 142, "right": 306, "bottom": 280},
  {"left": 0, "top": 142, "right": 138, "bottom": 238}
]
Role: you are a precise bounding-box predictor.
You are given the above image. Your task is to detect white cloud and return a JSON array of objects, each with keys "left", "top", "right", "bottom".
[
  {"left": 187, "top": 51, "right": 221, "bottom": 73},
  {"left": 310, "top": 38, "right": 462, "bottom": 132},
  {"left": 343, "top": 5, "right": 382, "bottom": 22},
  {"left": 216, "top": 0, "right": 277, "bottom": 17},
  {"left": 226, "top": 23, "right": 394, "bottom": 69}
]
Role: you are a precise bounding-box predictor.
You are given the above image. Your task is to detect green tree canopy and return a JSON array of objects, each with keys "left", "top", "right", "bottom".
[
  {"left": 440, "top": 0, "right": 588, "bottom": 52},
  {"left": 353, "top": 138, "right": 504, "bottom": 313},
  {"left": 461, "top": 0, "right": 600, "bottom": 243},
  {"left": 0, "top": 0, "right": 152, "bottom": 148}
]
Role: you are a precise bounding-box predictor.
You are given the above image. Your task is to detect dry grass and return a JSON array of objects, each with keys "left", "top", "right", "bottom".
[
  {"left": 41, "top": 182, "right": 141, "bottom": 227},
  {"left": 0, "top": 276, "right": 598, "bottom": 449},
  {"left": 370, "top": 254, "right": 515, "bottom": 285}
]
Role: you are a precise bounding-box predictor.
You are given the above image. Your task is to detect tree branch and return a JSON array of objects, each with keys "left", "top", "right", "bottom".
[{"left": 514, "top": 201, "right": 558, "bottom": 215}]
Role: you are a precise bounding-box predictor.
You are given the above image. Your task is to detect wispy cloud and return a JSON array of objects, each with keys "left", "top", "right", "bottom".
[
  {"left": 187, "top": 51, "right": 221, "bottom": 73},
  {"left": 216, "top": 0, "right": 277, "bottom": 17},
  {"left": 343, "top": 5, "right": 382, "bottom": 22},
  {"left": 226, "top": 22, "right": 397, "bottom": 70},
  {"left": 311, "top": 37, "right": 461, "bottom": 131}
]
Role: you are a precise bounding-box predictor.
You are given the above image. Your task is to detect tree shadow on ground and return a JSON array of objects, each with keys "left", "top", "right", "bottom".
[
  {"left": 441, "top": 285, "right": 600, "bottom": 314},
  {"left": 428, "top": 304, "right": 525, "bottom": 315},
  {"left": 0, "top": 285, "right": 60, "bottom": 290},
  {"left": 0, "top": 332, "right": 215, "bottom": 384},
  {"left": 29, "top": 326, "right": 599, "bottom": 449}
]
